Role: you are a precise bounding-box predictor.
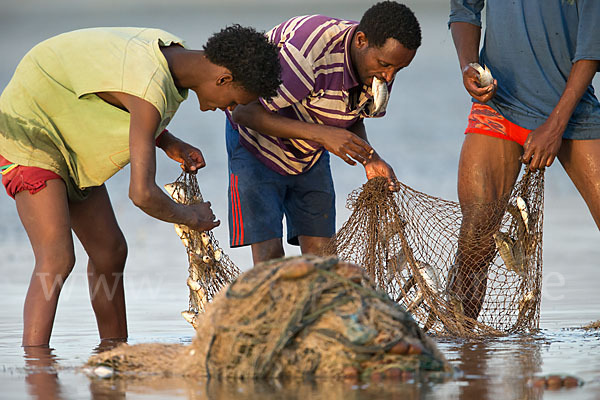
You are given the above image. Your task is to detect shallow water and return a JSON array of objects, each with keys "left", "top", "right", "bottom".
[{"left": 1, "top": 1, "right": 599, "bottom": 399}]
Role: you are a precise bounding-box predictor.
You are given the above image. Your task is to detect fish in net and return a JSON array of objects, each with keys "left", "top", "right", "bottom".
[
  {"left": 164, "top": 172, "right": 241, "bottom": 327},
  {"left": 87, "top": 255, "right": 452, "bottom": 380},
  {"left": 323, "top": 169, "right": 544, "bottom": 337}
]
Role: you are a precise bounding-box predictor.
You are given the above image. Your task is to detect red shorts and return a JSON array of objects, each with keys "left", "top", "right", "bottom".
[
  {"left": 0, "top": 154, "right": 62, "bottom": 199},
  {"left": 465, "top": 103, "right": 530, "bottom": 146}
]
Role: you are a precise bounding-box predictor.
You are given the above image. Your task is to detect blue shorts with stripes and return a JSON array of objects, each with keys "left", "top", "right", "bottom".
[{"left": 226, "top": 120, "right": 336, "bottom": 247}]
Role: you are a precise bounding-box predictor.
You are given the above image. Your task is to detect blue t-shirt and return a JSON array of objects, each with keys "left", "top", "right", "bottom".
[{"left": 449, "top": 0, "right": 600, "bottom": 139}]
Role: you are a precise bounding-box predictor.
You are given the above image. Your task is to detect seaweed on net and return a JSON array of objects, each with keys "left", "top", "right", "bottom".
[
  {"left": 323, "top": 169, "right": 545, "bottom": 337},
  {"left": 164, "top": 171, "right": 241, "bottom": 327}
]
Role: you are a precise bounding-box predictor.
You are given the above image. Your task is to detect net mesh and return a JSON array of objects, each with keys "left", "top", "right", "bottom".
[
  {"left": 323, "top": 170, "right": 545, "bottom": 337},
  {"left": 164, "top": 172, "right": 241, "bottom": 326},
  {"left": 88, "top": 255, "right": 452, "bottom": 380}
]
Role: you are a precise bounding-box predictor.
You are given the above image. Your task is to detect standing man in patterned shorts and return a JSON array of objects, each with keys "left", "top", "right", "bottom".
[
  {"left": 449, "top": 0, "right": 600, "bottom": 320},
  {"left": 226, "top": 1, "right": 422, "bottom": 264}
]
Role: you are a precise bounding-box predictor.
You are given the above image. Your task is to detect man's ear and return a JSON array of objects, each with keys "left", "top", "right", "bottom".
[
  {"left": 216, "top": 73, "right": 234, "bottom": 87},
  {"left": 354, "top": 31, "right": 369, "bottom": 49}
]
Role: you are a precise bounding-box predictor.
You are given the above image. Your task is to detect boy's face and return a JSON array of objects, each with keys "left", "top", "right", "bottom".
[
  {"left": 194, "top": 78, "right": 257, "bottom": 112},
  {"left": 351, "top": 32, "right": 417, "bottom": 86}
]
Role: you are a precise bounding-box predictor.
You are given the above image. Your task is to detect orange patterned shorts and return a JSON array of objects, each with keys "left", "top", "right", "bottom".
[{"left": 465, "top": 103, "right": 530, "bottom": 146}]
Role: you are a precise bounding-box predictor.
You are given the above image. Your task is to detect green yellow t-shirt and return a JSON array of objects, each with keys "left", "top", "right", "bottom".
[{"left": 0, "top": 27, "right": 188, "bottom": 200}]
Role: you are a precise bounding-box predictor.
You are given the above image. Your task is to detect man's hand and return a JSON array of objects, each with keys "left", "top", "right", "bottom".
[
  {"left": 522, "top": 59, "right": 600, "bottom": 170},
  {"left": 364, "top": 153, "right": 398, "bottom": 191},
  {"left": 462, "top": 64, "right": 497, "bottom": 103},
  {"left": 321, "top": 126, "right": 374, "bottom": 166},
  {"left": 521, "top": 119, "right": 564, "bottom": 170},
  {"left": 232, "top": 101, "right": 373, "bottom": 166},
  {"left": 187, "top": 201, "right": 220, "bottom": 231}
]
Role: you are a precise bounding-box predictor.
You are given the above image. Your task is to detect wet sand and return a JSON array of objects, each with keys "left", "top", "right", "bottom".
[{"left": 1, "top": 1, "right": 599, "bottom": 399}]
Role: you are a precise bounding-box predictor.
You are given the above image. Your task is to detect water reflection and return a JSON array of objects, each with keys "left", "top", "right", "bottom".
[
  {"left": 23, "top": 346, "right": 63, "bottom": 400},
  {"left": 88, "top": 378, "right": 127, "bottom": 400},
  {"left": 205, "top": 378, "right": 433, "bottom": 400},
  {"left": 25, "top": 332, "right": 598, "bottom": 400},
  {"left": 86, "top": 376, "right": 437, "bottom": 400},
  {"left": 438, "top": 335, "right": 546, "bottom": 400},
  {"left": 92, "top": 338, "right": 128, "bottom": 355}
]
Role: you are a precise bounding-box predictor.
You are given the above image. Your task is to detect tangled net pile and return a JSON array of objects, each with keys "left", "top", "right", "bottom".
[
  {"left": 324, "top": 170, "right": 544, "bottom": 337},
  {"left": 164, "top": 172, "right": 240, "bottom": 327},
  {"left": 88, "top": 256, "right": 450, "bottom": 380}
]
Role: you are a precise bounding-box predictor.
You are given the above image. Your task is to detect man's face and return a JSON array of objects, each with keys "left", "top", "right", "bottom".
[
  {"left": 352, "top": 32, "right": 417, "bottom": 86},
  {"left": 195, "top": 78, "right": 257, "bottom": 112}
]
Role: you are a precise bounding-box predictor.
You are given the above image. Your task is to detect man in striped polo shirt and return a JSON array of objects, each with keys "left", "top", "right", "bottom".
[{"left": 227, "top": 1, "right": 421, "bottom": 264}]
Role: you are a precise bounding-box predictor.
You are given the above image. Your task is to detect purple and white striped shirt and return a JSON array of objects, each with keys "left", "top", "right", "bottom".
[{"left": 227, "top": 14, "right": 392, "bottom": 175}]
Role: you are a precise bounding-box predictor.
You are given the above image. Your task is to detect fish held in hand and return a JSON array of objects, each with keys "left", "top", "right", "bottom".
[{"left": 469, "top": 63, "right": 494, "bottom": 87}]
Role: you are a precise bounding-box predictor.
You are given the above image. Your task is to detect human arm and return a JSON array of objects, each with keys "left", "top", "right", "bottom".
[
  {"left": 347, "top": 119, "right": 398, "bottom": 191},
  {"left": 156, "top": 129, "right": 206, "bottom": 173},
  {"left": 521, "top": 59, "right": 600, "bottom": 170},
  {"left": 101, "top": 91, "right": 220, "bottom": 231},
  {"left": 231, "top": 100, "right": 374, "bottom": 166},
  {"left": 450, "top": 21, "right": 497, "bottom": 103}
]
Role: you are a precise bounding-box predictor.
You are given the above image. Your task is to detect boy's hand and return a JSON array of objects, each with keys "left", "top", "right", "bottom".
[
  {"left": 163, "top": 139, "right": 206, "bottom": 172},
  {"left": 188, "top": 201, "right": 220, "bottom": 231}
]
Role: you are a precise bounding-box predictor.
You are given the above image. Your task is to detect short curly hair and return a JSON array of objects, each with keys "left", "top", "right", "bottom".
[
  {"left": 203, "top": 25, "right": 282, "bottom": 100},
  {"left": 357, "top": 1, "right": 421, "bottom": 50}
]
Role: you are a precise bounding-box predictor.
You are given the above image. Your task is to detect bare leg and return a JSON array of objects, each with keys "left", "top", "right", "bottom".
[
  {"left": 558, "top": 138, "right": 600, "bottom": 229},
  {"left": 17, "top": 180, "right": 75, "bottom": 346},
  {"left": 452, "top": 134, "right": 523, "bottom": 319},
  {"left": 298, "top": 235, "right": 331, "bottom": 256},
  {"left": 251, "top": 238, "right": 284, "bottom": 265},
  {"left": 69, "top": 185, "right": 128, "bottom": 341}
]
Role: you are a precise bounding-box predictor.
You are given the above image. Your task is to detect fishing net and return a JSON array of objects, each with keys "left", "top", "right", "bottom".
[
  {"left": 323, "top": 169, "right": 545, "bottom": 337},
  {"left": 88, "top": 256, "right": 451, "bottom": 380},
  {"left": 164, "top": 172, "right": 241, "bottom": 327}
]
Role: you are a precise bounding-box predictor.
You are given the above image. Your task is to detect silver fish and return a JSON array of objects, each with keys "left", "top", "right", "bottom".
[
  {"left": 513, "top": 290, "right": 537, "bottom": 329},
  {"left": 518, "top": 291, "right": 536, "bottom": 314},
  {"left": 174, "top": 224, "right": 190, "bottom": 248},
  {"left": 187, "top": 277, "right": 201, "bottom": 292},
  {"left": 93, "top": 365, "right": 114, "bottom": 379},
  {"left": 164, "top": 182, "right": 187, "bottom": 204},
  {"left": 406, "top": 261, "right": 442, "bottom": 312},
  {"left": 448, "top": 296, "right": 465, "bottom": 324},
  {"left": 213, "top": 249, "right": 222, "bottom": 262},
  {"left": 371, "top": 76, "right": 389, "bottom": 115},
  {"left": 516, "top": 196, "right": 530, "bottom": 233},
  {"left": 200, "top": 232, "right": 210, "bottom": 247},
  {"left": 181, "top": 310, "right": 198, "bottom": 327},
  {"left": 469, "top": 62, "right": 494, "bottom": 87},
  {"left": 493, "top": 231, "right": 526, "bottom": 277}
]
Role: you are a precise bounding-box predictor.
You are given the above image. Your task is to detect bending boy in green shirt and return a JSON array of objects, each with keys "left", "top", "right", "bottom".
[{"left": 0, "top": 25, "right": 281, "bottom": 346}]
